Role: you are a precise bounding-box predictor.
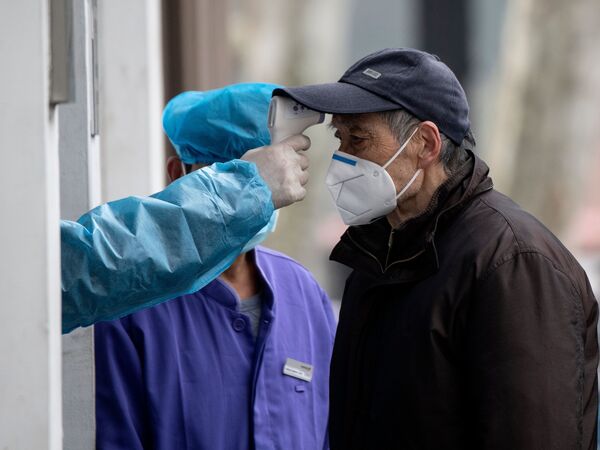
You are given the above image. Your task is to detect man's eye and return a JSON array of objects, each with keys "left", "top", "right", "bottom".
[{"left": 351, "top": 136, "right": 367, "bottom": 144}]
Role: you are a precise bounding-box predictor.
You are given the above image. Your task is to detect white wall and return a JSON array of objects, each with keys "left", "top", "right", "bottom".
[
  {"left": 58, "top": 1, "right": 101, "bottom": 448},
  {"left": 98, "top": 0, "right": 165, "bottom": 201},
  {"left": 0, "top": 1, "right": 62, "bottom": 448}
]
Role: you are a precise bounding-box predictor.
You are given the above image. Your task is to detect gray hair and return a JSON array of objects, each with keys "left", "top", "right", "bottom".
[{"left": 379, "top": 109, "right": 475, "bottom": 174}]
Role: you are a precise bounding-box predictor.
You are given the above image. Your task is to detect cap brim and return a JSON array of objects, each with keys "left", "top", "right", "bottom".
[{"left": 273, "top": 82, "right": 399, "bottom": 114}]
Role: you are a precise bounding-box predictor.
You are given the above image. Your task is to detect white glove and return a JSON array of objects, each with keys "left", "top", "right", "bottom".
[{"left": 241, "top": 135, "right": 310, "bottom": 209}]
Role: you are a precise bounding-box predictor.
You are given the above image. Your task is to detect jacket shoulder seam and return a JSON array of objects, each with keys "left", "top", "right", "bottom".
[
  {"left": 478, "top": 196, "right": 521, "bottom": 251},
  {"left": 481, "top": 248, "right": 581, "bottom": 299},
  {"left": 477, "top": 196, "right": 582, "bottom": 297}
]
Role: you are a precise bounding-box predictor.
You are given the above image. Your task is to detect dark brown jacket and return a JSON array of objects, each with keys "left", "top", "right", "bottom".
[{"left": 329, "top": 152, "right": 598, "bottom": 450}]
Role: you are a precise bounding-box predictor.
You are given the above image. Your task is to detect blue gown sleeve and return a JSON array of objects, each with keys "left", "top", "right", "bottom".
[{"left": 61, "top": 160, "right": 273, "bottom": 333}]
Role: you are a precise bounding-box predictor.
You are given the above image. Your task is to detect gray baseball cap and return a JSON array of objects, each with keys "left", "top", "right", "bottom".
[{"left": 273, "top": 48, "right": 470, "bottom": 145}]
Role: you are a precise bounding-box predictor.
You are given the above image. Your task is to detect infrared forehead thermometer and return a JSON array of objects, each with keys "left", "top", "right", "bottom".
[{"left": 268, "top": 95, "right": 325, "bottom": 144}]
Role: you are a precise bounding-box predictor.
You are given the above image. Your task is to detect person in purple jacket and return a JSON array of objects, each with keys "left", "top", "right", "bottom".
[{"left": 94, "top": 84, "right": 337, "bottom": 450}]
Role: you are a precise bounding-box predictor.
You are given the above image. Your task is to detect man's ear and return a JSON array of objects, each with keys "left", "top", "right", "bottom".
[
  {"left": 166, "top": 155, "right": 185, "bottom": 182},
  {"left": 417, "top": 121, "right": 442, "bottom": 168}
]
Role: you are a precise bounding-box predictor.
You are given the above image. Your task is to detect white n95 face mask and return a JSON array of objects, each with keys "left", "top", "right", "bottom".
[{"left": 326, "top": 128, "right": 421, "bottom": 226}]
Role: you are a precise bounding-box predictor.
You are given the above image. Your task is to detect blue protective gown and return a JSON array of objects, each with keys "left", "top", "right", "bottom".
[
  {"left": 95, "top": 246, "right": 336, "bottom": 450},
  {"left": 61, "top": 160, "right": 273, "bottom": 334}
]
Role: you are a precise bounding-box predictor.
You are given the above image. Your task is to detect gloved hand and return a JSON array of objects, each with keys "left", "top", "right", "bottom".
[{"left": 241, "top": 134, "right": 310, "bottom": 209}]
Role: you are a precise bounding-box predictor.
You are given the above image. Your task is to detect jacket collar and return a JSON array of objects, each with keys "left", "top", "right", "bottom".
[{"left": 330, "top": 151, "right": 493, "bottom": 282}]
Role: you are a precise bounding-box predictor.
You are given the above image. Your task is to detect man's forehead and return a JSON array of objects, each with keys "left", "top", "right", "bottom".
[{"left": 330, "top": 113, "right": 380, "bottom": 130}]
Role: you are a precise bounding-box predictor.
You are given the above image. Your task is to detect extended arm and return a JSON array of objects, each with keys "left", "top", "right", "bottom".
[{"left": 61, "top": 160, "right": 272, "bottom": 333}]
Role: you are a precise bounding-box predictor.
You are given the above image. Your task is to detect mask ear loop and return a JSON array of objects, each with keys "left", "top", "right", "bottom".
[
  {"left": 396, "top": 168, "right": 422, "bottom": 199},
  {"left": 382, "top": 127, "right": 420, "bottom": 170}
]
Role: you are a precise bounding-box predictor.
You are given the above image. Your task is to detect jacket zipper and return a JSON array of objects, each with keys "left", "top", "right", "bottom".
[
  {"left": 385, "top": 229, "right": 395, "bottom": 269},
  {"left": 347, "top": 229, "right": 426, "bottom": 274},
  {"left": 347, "top": 231, "right": 385, "bottom": 273},
  {"left": 385, "top": 247, "right": 426, "bottom": 272}
]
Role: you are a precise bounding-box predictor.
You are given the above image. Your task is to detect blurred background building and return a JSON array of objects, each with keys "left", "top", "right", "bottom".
[{"left": 1, "top": 0, "right": 599, "bottom": 448}]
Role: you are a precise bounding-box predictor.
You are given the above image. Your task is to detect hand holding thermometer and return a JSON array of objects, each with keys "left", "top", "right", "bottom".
[{"left": 268, "top": 95, "right": 325, "bottom": 144}]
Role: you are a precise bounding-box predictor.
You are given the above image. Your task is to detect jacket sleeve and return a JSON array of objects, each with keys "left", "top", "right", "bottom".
[
  {"left": 95, "top": 319, "right": 146, "bottom": 450},
  {"left": 61, "top": 160, "right": 273, "bottom": 333},
  {"left": 465, "top": 251, "right": 596, "bottom": 449}
]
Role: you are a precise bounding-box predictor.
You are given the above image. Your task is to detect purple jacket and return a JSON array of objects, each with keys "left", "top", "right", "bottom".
[{"left": 95, "top": 246, "right": 336, "bottom": 450}]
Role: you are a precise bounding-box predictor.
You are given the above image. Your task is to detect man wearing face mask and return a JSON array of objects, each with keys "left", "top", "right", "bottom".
[
  {"left": 274, "top": 48, "right": 598, "bottom": 449},
  {"left": 95, "top": 84, "right": 336, "bottom": 450}
]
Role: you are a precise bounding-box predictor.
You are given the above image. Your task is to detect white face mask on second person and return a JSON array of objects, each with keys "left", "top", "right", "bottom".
[
  {"left": 325, "top": 127, "right": 421, "bottom": 226},
  {"left": 240, "top": 209, "right": 279, "bottom": 253}
]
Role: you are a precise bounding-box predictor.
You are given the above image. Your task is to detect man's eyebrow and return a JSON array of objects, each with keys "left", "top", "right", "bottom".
[
  {"left": 329, "top": 116, "right": 360, "bottom": 130},
  {"left": 329, "top": 115, "right": 375, "bottom": 135},
  {"left": 348, "top": 124, "right": 372, "bottom": 133},
  {"left": 328, "top": 120, "right": 374, "bottom": 138}
]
